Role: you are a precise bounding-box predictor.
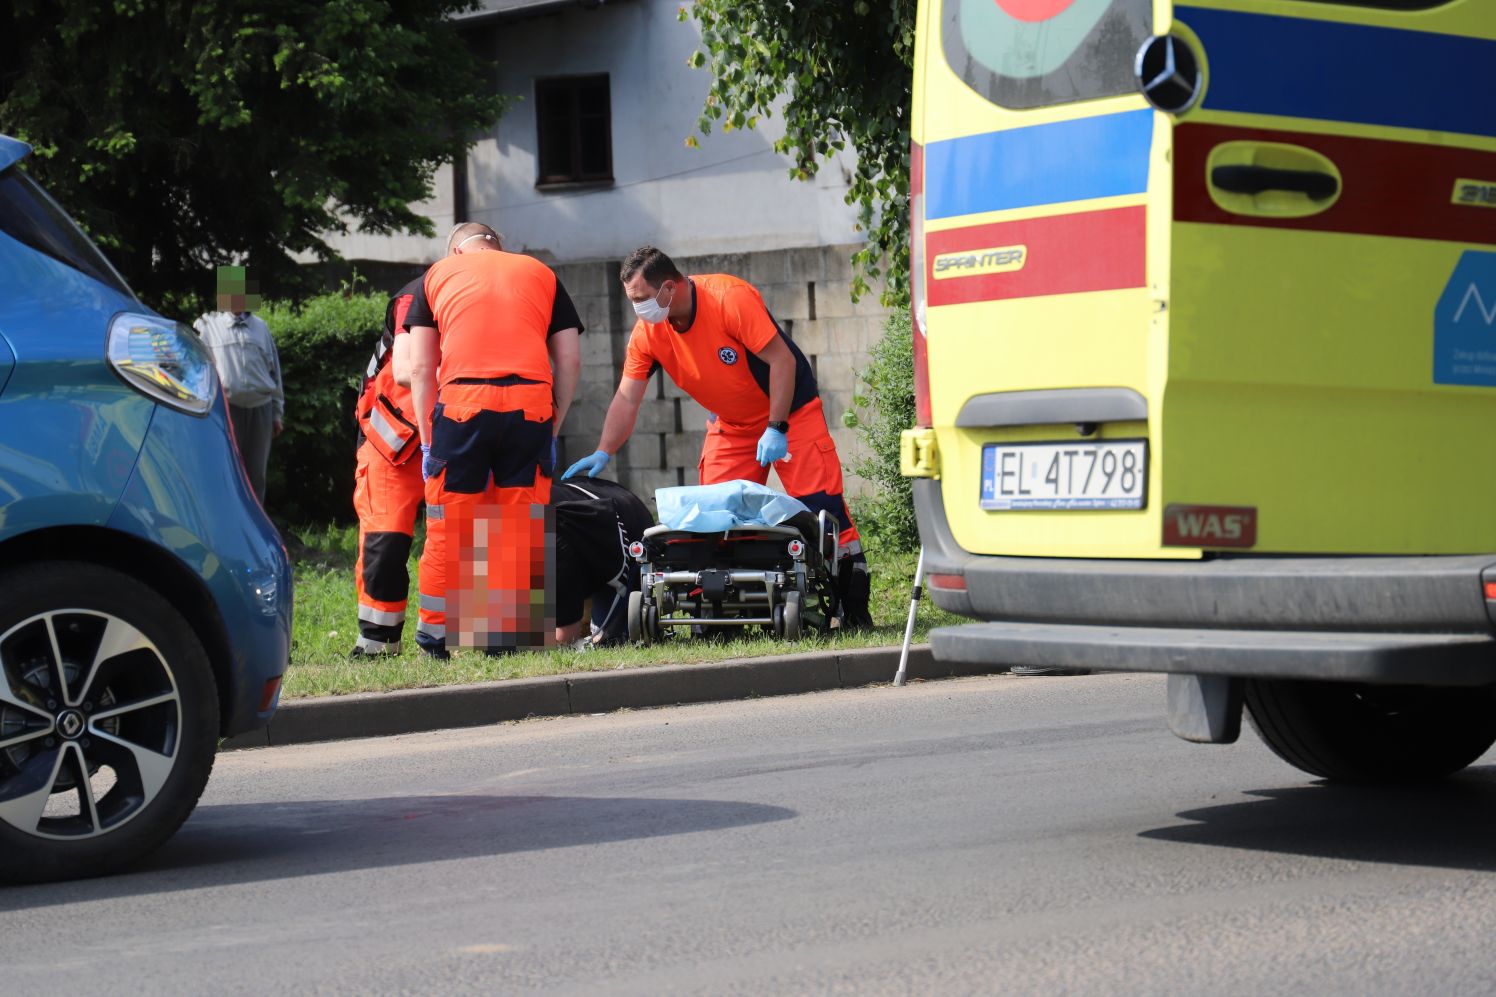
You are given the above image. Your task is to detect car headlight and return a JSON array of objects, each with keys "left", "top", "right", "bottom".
[{"left": 107, "top": 312, "right": 217, "bottom": 416}]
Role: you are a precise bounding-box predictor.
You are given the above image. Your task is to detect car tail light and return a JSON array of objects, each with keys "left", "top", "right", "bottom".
[
  {"left": 1485, "top": 581, "right": 1496, "bottom": 601},
  {"left": 927, "top": 573, "right": 967, "bottom": 592},
  {"left": 910, "top": 141, "right": 931, "bottom": 428},
  {"left": 107, "top": 312, "right": 217, "bottom": 415}
]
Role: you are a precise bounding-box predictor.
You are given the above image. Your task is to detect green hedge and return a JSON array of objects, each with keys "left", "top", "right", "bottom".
[
  {"left": 261, "top": 287, "right": 387, "bottom": 524},
  {"left": 844, "top": 311, "right": 918, "bottom": 553}
]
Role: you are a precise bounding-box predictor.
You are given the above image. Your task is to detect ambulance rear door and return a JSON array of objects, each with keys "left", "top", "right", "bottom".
[
  {"left": 1164, "top": 0, "right": 1496, "bottom": 554},
  {"left": 914, "top": 0, "right": 1178, "bottom": 559}
]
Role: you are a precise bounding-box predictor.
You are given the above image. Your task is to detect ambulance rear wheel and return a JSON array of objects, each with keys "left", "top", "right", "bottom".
[
  {"left": 1244, "top": 679, "right": 1496, "bottom": 784},
  {"left": 627, "top": 591, "right": 644, "bottom": 644},
  {"left": 782, "top": 592, "right": 803, "bottom": 641}
]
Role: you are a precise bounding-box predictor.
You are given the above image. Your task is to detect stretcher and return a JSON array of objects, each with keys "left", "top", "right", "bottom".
[{"left": 624, "top": 508, "right": 841, "bottom": 643}]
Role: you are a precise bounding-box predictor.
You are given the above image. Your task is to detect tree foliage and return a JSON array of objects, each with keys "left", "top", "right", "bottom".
[
  {"left": 684, "top": 0, "right": 915, "bottom": 308},
  {"left": 0, "top": 0, "right": 503, "bottom": 315}
]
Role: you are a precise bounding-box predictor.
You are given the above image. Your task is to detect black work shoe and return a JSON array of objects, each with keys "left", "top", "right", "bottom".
[{"left": 837, "top": 568, "right": 875, "bottom": 629}]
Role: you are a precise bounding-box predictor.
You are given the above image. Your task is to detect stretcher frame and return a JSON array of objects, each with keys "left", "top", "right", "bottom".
[{"left": 625, "top": 511, "right": 841, "bottom": 643}]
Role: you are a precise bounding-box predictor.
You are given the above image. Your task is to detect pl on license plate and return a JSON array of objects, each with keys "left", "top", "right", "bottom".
[{"left": 980, "top": 440, "right": 1148, "bottom": 511}]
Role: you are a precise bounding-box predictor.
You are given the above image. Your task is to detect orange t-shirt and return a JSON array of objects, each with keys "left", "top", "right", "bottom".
[
  {"left": 622, "top": 274, "right": 817, "bottom": 428},
  {"left": 402, "top": 250, "right": 582, "bottom": 387}
]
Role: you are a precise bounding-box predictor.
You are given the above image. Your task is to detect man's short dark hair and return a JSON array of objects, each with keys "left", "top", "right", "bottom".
[{"left": 620, "top": 246, "right": 684, "bottom": 287}]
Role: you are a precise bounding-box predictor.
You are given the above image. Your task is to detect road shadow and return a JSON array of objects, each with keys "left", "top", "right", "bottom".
[
  {"left": 1141, "top": 763, "right": 1496, "bottom": 871},
  {"left": 0, "top": 793, "right": 795, "bottom": 911}
]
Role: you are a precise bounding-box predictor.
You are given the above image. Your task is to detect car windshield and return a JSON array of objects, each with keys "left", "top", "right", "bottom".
[{"left": 0, "top": 166, "right": 134, "bottom": 298}]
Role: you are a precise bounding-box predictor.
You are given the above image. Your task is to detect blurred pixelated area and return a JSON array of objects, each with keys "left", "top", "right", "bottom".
[
  {"left": 447, "top": 502, "right": 555, "bottom": 651},
  {"left": 215, "top": 264, "right": 262, "bottom": 312}
]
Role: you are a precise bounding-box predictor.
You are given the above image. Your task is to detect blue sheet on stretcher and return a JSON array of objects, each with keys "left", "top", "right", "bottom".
[{"left": 655, "top": 480, "right": 811, "bottom": 533}]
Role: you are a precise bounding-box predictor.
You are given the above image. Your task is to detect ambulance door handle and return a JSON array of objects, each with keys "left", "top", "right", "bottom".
[{"left": 1210, "top": 165, "right": 1339, "bottom": 202}]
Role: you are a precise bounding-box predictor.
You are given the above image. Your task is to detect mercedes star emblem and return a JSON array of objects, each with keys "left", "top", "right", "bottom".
[{"left": 1134, "top": 34, "right": 1203, "bottom": 114}]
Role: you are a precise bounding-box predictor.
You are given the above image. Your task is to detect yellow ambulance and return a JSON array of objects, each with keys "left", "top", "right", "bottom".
[{"left": 904, "top": 0, "right": 1496, "bottom": 781}]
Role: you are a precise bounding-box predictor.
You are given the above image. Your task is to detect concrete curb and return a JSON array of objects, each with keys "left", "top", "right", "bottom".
[{"left": 222, "top": 644, "right": 1005, "bottom": 750}]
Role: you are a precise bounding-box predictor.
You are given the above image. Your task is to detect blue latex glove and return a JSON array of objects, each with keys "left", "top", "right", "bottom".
[
  {"left": 550, "top": 436, "right": 558, "bottom": 469},
  {"left": 755, "top": 427, "right": 789, "bottom": 467},
  {"left": 563, "top": 449, "right": 610, "bottom": 479},
  {"left": 420, "top": 443, "right": 437, "bottom": 481}
]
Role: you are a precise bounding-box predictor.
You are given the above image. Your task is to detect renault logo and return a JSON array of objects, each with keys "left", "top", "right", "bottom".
[
  {"left": 1134, "top": 34, "right": 1203, "bottom": 114},
  {"left": 57, "top": 709, "right": 86, "bottom": 740}
]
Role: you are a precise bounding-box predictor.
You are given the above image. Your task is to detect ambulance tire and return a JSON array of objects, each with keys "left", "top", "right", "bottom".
[
  {"left": 1244, "top": 678, "right": 1496, "bottom": 784},
  {"left": 627, "top": 591, "right": 644, "bottom": 645}
]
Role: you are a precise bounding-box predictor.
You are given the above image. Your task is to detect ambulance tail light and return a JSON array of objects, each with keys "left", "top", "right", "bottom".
[{"left": 910, "top": 141, "right": 931, "bottom": 428}]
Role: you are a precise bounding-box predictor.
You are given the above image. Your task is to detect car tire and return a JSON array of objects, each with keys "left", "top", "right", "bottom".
[
  {"left": 1244, "top": 678, "right": 1496, "bottom": 784},
  {"left": 0, "top": 562, "right": 219, "bottom": 883}
]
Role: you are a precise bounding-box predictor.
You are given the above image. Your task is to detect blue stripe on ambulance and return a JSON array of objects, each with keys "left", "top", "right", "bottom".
[
  {"left": 924, "top": 109, "right": 1153, "bottom": 220},
  {"left": 1177, "top": 6, "right": 1496, "bottom": 140}
]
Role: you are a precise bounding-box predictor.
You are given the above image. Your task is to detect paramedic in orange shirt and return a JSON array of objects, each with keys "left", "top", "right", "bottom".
[
  {"left": 562, "top": 245, "right": 873, "bottom": 627},
  {"left": 350, "top": 276, "right": 429, "bottom": 657},
  {"left": 401, "top": 222, "right": 583, "bottom": 656}
]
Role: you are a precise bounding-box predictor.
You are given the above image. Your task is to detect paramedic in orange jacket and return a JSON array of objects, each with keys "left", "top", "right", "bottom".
[
  {"left": 562, "top": 245, "right": 873, "bottom": 627},
  {"left": 350, "top": 276, "right": 427, "bottom": 657},
  {"left": 401, "top": 223, "right": 583, "bottom": 656}
]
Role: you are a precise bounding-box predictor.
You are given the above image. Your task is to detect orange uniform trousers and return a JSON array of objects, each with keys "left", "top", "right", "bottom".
[
  {"left": 698, "top": 396, "right": 872, "bottom": 625},
  {"left": 416, "top": 379, "right": 555, "bottom": 654},
  {"left": 698, "top": 397, "right": 863, "bottom": 559},
  {"left": 353, "top": 439, "right": 426, "bottom": 653}
]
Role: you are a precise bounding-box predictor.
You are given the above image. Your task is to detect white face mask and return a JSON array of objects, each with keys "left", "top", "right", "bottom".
[{"left": 632, "top": 283, "right": 673, "bottom": 323}]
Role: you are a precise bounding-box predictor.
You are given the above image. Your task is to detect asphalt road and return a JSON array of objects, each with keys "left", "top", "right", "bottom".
[{"left": 4, "top": 672, "right": 1496, "bottom": 995}]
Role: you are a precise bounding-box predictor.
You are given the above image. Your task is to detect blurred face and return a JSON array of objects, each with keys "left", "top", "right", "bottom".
[{"left": 215, "top": 266, "right": 261, "bottom": 313}]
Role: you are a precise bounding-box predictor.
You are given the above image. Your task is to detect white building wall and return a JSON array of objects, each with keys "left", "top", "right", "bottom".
[{"left": 321, "top": 0, "right": 865, "bottom": 266}]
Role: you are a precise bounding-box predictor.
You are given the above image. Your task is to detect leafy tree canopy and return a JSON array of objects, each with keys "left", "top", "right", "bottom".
[
  {"left": 684, "top": 0, "right": 915, "bottom": 307},
  {"left": 0, "top": 0, "right": 503, "bottom": 314}
]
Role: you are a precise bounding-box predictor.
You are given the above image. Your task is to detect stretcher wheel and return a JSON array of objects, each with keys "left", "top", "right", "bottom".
[
  {"left": 772, "top": 603, "right": 785, "bottom": 638},
  {"left": 783, "top": 591, "right": 803, "bottom": 641},
  {"left": 644, "top": 604, "right": 660, "bottom": 642},
  {"left": 627, "top": 590, "right": 644, "bottom": 643}
]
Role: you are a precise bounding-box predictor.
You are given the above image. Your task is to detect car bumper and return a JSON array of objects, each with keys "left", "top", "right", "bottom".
[
  {"left": 913, "top": 478, "right": 1496, "bottom": 685},
  {"left": 109, "top": 400, "right": 292, "bottom": 735}
]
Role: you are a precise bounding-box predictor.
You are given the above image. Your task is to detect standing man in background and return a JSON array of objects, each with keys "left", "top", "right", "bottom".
[
  {"left": 349, "top": 276, "right": 428, "bottom": 658},
  {"left": 399, "top": 222, "right": 583, "bottom": 656},
  {"left": 563, "top": 246, "right": 873, "bottom": 628},
  {"left": 195, "top": 265, "right": 284, "bottom": 505}
]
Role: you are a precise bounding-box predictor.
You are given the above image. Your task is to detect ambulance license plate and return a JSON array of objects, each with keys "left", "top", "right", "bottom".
[{"left": 980, "top": 440, "right": 1147, "bottom": 511}]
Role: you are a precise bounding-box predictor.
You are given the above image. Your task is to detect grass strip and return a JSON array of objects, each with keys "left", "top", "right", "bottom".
[{"left": 285, "top": 531, "right": 957, "bottom": 699}]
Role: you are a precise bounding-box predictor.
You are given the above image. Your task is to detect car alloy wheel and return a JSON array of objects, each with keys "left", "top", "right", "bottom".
[{"left": 0, "top": 609, "right": 183, "bottom": 840}]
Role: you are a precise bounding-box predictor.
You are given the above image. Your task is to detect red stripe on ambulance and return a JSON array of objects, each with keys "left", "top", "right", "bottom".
[
  {"left": 1176, "top": 123, "right": 1496, "bottom": 246},
  {"left": 924, "top": 206, "right": 1146, "bottom": 307}
]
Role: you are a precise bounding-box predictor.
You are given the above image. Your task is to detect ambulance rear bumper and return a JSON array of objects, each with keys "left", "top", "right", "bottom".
[{"left": 912, "top": 479, "right": 1496, "bottom": 685}]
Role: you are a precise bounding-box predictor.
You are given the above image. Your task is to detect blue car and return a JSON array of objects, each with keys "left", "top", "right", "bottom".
[{"left": 0, "top": 135, "right": 292, "bottom": 883}]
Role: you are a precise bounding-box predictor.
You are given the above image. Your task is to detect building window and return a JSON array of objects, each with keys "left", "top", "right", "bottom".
[{"left": 535, "top": 75, "right": 613, "bottom": 187}]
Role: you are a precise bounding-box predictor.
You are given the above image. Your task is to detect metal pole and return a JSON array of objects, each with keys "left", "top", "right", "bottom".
[{"left": 893, "top": 547, "right": 925, "bottom": 687}]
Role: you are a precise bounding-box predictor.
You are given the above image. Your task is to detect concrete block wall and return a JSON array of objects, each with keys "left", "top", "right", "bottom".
[{"left": 553, "top": 244, "right": 889, "bottom": 516}]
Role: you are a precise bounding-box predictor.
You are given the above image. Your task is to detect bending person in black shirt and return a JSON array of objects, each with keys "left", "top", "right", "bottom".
[{"left": 554, "top": 477, "right": 654, "bottom": 647}]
